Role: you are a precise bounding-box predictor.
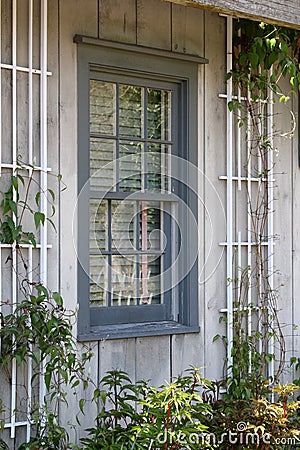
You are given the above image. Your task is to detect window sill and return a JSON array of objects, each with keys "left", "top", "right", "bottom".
[{"left": 77, "top": 321, "right": 200, "bottom": 341}]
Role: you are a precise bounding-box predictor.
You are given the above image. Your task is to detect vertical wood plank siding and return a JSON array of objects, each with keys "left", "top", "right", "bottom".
[{"left": 53, "top": 0, "right": 300, "bottom": 443}]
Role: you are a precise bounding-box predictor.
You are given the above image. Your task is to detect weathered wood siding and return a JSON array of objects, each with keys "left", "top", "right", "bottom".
[
  {"left": 51, "top": 0, "right": 300, "bottom": 442},
  {"left": 165, "top": 0, "right": 300, "bottom": 30}
]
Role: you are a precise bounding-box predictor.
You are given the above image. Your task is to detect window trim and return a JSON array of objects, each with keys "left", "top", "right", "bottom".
[{"left": 76, "top": 37, "right": 205, "bottom": 340}]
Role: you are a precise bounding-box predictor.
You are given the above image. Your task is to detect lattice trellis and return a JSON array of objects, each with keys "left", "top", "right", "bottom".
[
  {"left": 0, "top": 0, "right": 50, "bottom": 442},
  {"left": 219, "top": 16, "right": 275, "bottom": 379}
]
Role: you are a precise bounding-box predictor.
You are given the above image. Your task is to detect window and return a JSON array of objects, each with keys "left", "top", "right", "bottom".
[{"left": 75, "top": 36, "right": 206, "bottom": 340}]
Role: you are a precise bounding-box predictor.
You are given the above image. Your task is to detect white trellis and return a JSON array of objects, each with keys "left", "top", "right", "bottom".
[
  {"left": 0, "top": 0, "right": 50, "bottom": 442},
  {"left": 219, "top": 16, "right": 275, "bottom": 378}
]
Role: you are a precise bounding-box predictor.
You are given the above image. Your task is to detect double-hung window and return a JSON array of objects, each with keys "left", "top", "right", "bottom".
[{"left": 75, "top": 36, "right": 206, "bottom": 340}]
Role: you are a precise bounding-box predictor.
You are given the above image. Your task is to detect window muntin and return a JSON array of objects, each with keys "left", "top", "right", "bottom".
[
  {"left": 76, "top": 39, "right": 201, "bottom": 338},
  {"left": 89, "top": 75, "right": 175, "bottom": 314}
]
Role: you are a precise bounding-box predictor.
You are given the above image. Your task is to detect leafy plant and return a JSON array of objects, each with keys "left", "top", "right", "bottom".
[
  {"left": 0, "top": 169, "right": 91, "bottom": 449},
  {"left": 227, "top": 20, "right": 300, "bottom": 109},
  {"left": 81, "top": 368, "right": 213, "bottom": 450}
]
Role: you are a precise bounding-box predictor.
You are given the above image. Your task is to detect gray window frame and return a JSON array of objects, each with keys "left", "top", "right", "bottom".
[{"left": 75, "top": 36, "right": 206, "bottom": 341}]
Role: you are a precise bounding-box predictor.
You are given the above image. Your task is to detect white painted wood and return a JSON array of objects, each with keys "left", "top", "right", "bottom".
[
  {"left": 28, "top": 0, "right": 33, "bottom": 168},
  {"left": 267, "top": 71, "right": 275, "bottom": 382},
  {"left": 226, "top": 16, "right": 233, "bottom": 375}
]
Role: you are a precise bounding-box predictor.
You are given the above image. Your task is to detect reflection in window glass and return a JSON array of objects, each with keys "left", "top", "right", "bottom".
[
  {"left": 119, "top": 85, "right": 142, "bottom": 138},
  {"left": 119, "top": 141, "right": 142, "bottom": 191},
  {"left": 89, "top": 79, "right": 174, "bottom": 309},
  {"left": 90, "top": 138, "right": 116, "bottom": 191},
  {"left": 147, "top": 88, "right": 171, "bottom": 141},
  {"left": 90, "top": 80, "right": 116, "bottom": 135}
]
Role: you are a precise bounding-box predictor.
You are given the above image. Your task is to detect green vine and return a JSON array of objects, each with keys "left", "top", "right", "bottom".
[
  {"left": 220, "top": 19, "right": 300, "bottom": 400},
  {"left": 0, "top": 167, "right": 92, "bottom": 449},
  {"left": 227, "top": 20, "right": 300, "bottom": 109}
]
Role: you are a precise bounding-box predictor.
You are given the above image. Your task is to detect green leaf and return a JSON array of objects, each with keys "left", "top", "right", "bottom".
[
  {"left": 53, "top": 292, "right": 63, "bottom": 307},
  {"left": 9, "top": 200, "right": 17, "bottom": 217},
  {"left": 79, "top": 398, "right": 85, "bottom": 414},
  {"left": 228, "top": 101, "right": 234, "bottom": 112},
  {"left": 35, "top": 192, "right": 41, "bottom": 207},
  {"left": 34, "top": 211, "right": 45, "bottom": 229},
  {"left": 11, "top": 176, "right": 18, "bottom": 191},
  {"left": 16, "top": 173, "right": 25, "bottom": 186},
  {"left": 45, "top": 371, "right": 52, "bottom": 390},
  {"left": 249, "top": 52, "right": 259, "bottom": 68},
  {"left": 48, "top": 188, "right": 55, "bottom": 202}
]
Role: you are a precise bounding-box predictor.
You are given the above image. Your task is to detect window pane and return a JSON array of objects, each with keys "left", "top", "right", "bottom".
[
  {"left": 137, "top": 202, "right": 162, "bottom": 251},
  {"left": 111, "top": 256, "right": 136, "bottom": 306},
  {"left": 147, "top": 88, "right": 171, "bottom": 141},
  {"left": 111, "top": 200, "right": 136, "bottom": 253},
  {"left": 147, "top": 143, "right": 171, "bottom": 192},
  {"left": 119, "top": 141, "right": 142, "bottom": 191},
  {"left": 90, "top": 200, "right": 107, "bottom": 251},
  {"left": 139, "top": 255, "right": 161, "bottom": 305},
  {"left": 90, "top": 138, "right": 116, "bottom": 191},
  {"left": 90, "top": 255, "right": 107, "bottom": 306},
  {"left": 119, "top": 84, "right": 142, "bottom": 138},
  {"left": 90, "top": 80, "right": 116, "bottom": 135}
]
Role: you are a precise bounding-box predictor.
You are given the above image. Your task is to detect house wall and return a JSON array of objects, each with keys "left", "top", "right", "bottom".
[
  {"left": 55, "top": 1, "right": 228, "bottom": 436},
  {"left": 1, "top": 0, "right": 299, "bottom": 446},
  {"left": 53, "top": 0, "right": 300, "bottom": 438}
]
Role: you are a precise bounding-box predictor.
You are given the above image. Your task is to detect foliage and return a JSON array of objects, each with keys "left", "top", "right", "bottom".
[
  {"left": 204, "top": 382, "right": 300, "bottom": 449},
  {"left": 0, "top": 170, "right": 91, "bottom": 449},
  {"left": 80, "top": 368, "right": 212, "bottom": 450},
  {"left": 212, "top": 18, "right": 300, "bottom": 403},
  {"left": 227, "top": 20, "right": 300, "bottom": 110}
]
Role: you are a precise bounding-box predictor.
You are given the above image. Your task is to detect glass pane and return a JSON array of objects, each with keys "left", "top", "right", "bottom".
[
  {"left": 137, "top": 202, "right": 162, "bottom": 252},
  {"left": 119, "top": 85, "right": 142, "bottom": 138},
  {"left": 111, "top": 256, "right": 136, "bottom": 306},
  {"left": 111, "top": 200, "right": 136, "bottom": 254},
  {"left": 90, "top": 80, "right": 116, "bottom": 135},
  {"left": 119, "top": 141, "right": 142, "bottom": 191},
  {"left": 147, "top": 89, "right": 171, "bottom": 141},
  {"left": 147, "top": 143, "right": 171, "bottom": 191},
  {"left": 139, "top": 255, "right": 161, "bottom": 305},
  {"left": 90, "top": 200, "right": 107, "bottom": 252},
  {"left": 90, "top": 138, "right": 116, "bottom": 191},
  {"left": 90, "top": 255, "right": 107, "bottom": 306}
]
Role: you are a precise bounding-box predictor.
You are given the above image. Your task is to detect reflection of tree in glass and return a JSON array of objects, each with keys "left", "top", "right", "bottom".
[
  {"left": 147, "top": 88, "right": 170, "bottom": 141},
  {"left": 119, "top": 85, "right": 142, "bottom": 138}
]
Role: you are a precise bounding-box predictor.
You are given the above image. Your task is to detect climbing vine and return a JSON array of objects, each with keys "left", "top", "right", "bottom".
[
  {"left": 0, "top": 166, "right": 92, "bottom": 449},
  {"left": 224, "top": 19, "right": 300, "bottom": 397}
]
